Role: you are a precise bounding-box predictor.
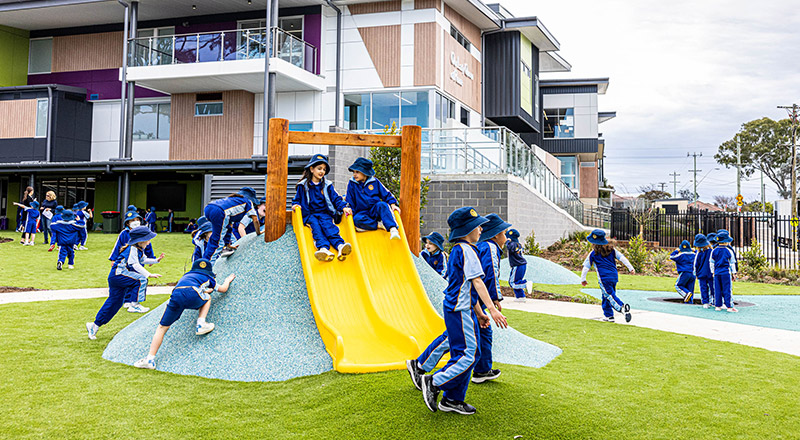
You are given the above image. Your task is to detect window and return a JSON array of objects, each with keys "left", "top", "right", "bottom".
[
  {"left": 544, "top": 108, "right": 574, "bottom": 138},
  {"left": 195, "top": 94, "right": 223, "bottom": 117},
  {"left": 559, "top": 156, "right": 577, "bottom": 189},
  {"left": 279, "top": 17, "right": 303, "bottom": 39},
  {"left": 133, "top": 103, "right": 170, "bottom": 140},
  {"left": 344, "top": 94, "right": 371, "bottom": 130},
  {"left": 399, "top": 91, "right": 429, "bottom": 127},
  {"left": 35, "top": 99, "right": 48, "bottom": 138},
  {"left": 28, "top": 38, "right": 53, "bottom": 74},
  {"left": 345, "top": 91, "right": 430, "bottom": 131},
  {"left": 434, "top": 92, "right": 455, "bottom": 128},
  {"left": 289, "top": 122, "right": 313, "bottom": 132},
  {"left": 460, "top": 106, "right": 469, "bottom": 126},
  {"left": 449, "top": 25, "right": 471, "bottom": 51},
  {"left": 133, "top": 27, "right": 175, "bottom": 66},
  {"left": 534, "top": 74, "right": 540, "bottom": 122}
]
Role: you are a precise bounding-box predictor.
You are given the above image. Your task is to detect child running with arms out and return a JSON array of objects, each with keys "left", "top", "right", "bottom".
[
  {"left": 292, "top": 154, "right": 353, "bottom": 262},
  {"left": 345, "top": 157, "right": 401, "bottom": 240},
  {"left": 670, "top": 240, "right": 696, "bottom": 303},
  {"left": 581, "top": 229, "right": 635, "bottom": 323},
  {"left": 505, "top": 229, "right": 529, "bottom": 301},
  {"left": 692, "top": 234, "right": 714, "bottom": 309},
  {"left": 421, "top": 232, "right": 448, "bottom": 278},
  {"left": 134, "top": 258, "right": 236, "bottom": 370},
  {"left": 12, "top": 200, "right": 39, "bottom": 245},
  {"left": 49, "top": 209, "right": 83, "bottom": 270},
  {"left": 710, "top": 230, "right": 738, "bottom": 312}
]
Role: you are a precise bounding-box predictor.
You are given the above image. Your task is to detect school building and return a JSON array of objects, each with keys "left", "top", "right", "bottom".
[{"left": 0, "top": 0, "right": 615, "bottom": 244}]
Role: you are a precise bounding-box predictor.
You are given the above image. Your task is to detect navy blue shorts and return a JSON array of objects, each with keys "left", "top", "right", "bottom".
[{"left": 159, "top": 288, "right": 207, "bottom": 327}]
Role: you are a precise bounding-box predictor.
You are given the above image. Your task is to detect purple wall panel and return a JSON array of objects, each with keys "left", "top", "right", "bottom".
[
  {"left": 303, "top": 13, "right": 321, "bottom": 74},
  {"left": 27, "top": 69, "right": 167, "bottom": 100}
]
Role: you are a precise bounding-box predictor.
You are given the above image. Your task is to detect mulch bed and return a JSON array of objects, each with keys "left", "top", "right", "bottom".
[
  {"left": 0, "top": 237, "right": 13, "bottom": 244},
  {"left": 0, "top": 286, "right": 39, "bottom": 293}
]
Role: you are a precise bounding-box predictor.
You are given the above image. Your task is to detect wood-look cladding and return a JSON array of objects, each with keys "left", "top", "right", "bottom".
[
  {"left": 444, "top": 4, "right": 481, "bottom": 52},
  {"left": 442, "top": 30, "right": 481, "bottom": 112},
  {"left": 358, "top": 25, "right": 401, "bottom": 88},
  {"left": 169, "top": 90, "right": 254, "bottom": 160},
  {"left": 348, "top": 0, "right": 401, "bottom": 14},
  {"left": 52, "top": 31, "right": 123, "bottom": 72},
  {"left": 413, "top": 22, "right": 439, "bottom": 86},
  {"left": 0, "top": 99, "right": 37, "bottom": 139},
  {"left": 414, "top": 0, "right": 441, "bottom": 10}
]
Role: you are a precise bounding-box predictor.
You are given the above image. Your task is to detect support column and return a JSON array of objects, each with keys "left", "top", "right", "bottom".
[
  {"left": 264, "top": 118, "right": 289, "bottom": 242},
  {"left": 266, "top": 0, "right": 278, "bottom": 121},
  {"left": 400, "top": 125, "right": 421, "bottom": 255},
  {"left": 124, "top": 0, "right": 138, "bottom": 160}
]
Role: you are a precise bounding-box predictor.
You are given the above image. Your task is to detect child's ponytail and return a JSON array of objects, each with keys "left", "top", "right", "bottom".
[{"left": 594, "top": 243, "right": 615, "bottom": 257}]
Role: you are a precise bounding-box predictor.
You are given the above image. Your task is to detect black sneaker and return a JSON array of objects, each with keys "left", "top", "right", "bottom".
[
  {"left": 471, "top": 369, "right": 501, "bottom": 384},
  {"left": 406, "top": 360, "right": 424, "bottom": 391},
  {"left": 57, "top": 261, "right": 63, "bottom": 270},
  {"left": 624, "top": 304, "right": 632, "bottom": 322},
  {"left": 438, "top": 397, "right": 476, "bottom": 415},
  {"left": 421, "top": 375, "right": 439, "bottom": 412}
]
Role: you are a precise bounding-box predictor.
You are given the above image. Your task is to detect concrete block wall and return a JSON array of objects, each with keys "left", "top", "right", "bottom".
[
  {"left": 506, "top": 176, "right": 584, "bottom": 247},
  {"left": 328, "top": 144, "right": 370, "bottom": 191}
]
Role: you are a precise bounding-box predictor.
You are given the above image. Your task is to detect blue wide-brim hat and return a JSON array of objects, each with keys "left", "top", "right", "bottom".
[
  {"left": 149, "top": 206, "right": 156, "bottom": 212},
  {"left": 61, "top": 209, "right": 75, "bottom": 221},
  {"left": 30, "top": 201, "right": 40, "bottom": 209},
  {"left": 707, "top": 233, "right": 718, "bottom": 243},
  {"left": 423, "top": 232, "right": 445, "bottom": 251},
  {"left": 197, "top": 216, "right": 209, "bottom": 226},
  {"left": 348, "top": 157, "right": 375, "bottom": 177},
  {"left": 198, "top": 221, "right": 213, "bottom": 235},
  {"left": 694, "top": 234, "right": 710, "bottom": 248},
  {"left": 447, "top": 207, "right": 489, "bottom": 241},
  {"left": 127, "top": 205, "right": 137, "bottom": 212},
  {"left": 129, "top": 226, "right": 157, "bottom": 245},
  {"left": 587, "top": 229, "right": 609, "bottom": 245},
  {"left": 717, "top": 229, "right": 729, "bottom": 235},
  {"left": 236, "top": 187, "right": 258, "bottom": 205},
  {"left": 679, "top": 240, "right": 692, "bottom": 252},
  {"left": 479, "top": 213, "right": 512, "bottom": 243},
  {"left": 305, "top": 154, "right": 330, "bottom": 174},
  {"left": 124, "top": 211, "right": 141, "bottom": 224},
  {"left": 72, "top": 203, "right": 80, "bottom": 210},
  {"left": 77, "top": 201, "right": 88, "bottom": 209},
  {"left": 258, "top": 197, "right": 266, "bottom": 205},
  {"left": 55, "top": 205, "right": 64, "bottom": 214},
  {"left": 505, "top": 229, "right": 521, "bottom": 242},
  {"left": 190, "top": 258, "right": 215, "bottom": 277},
  {"left": 716, "top": 230, "right": 734, "bottom": 243}
]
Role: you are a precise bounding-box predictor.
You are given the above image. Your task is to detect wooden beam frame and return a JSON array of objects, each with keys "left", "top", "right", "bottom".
[{"left": 264, "top": 118, "right": 422, "bottom": 255}]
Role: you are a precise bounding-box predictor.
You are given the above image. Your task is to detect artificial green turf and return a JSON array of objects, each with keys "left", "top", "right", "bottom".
[
  {"left": 1, "top": 298, "right": 798, "bottom": 439},
  {"left": 0, "top": 232, "right": 196, "bottom": 289}
]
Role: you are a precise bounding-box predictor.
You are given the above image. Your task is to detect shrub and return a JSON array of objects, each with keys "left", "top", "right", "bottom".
[
  {"left": 741, "top": 238, "right": 768, "bottom": 276},
  {"left": 569, "top": 230, "right": 590, "bottom": 242},
  {"left": 650, "top": 250, "right": 672, "bottom": 273},
  {"left": 626, "top": 234, "right": 648, "bottom": 273},
  {"left": 524, "top": 229, "right": 542, "bottom": 256}
]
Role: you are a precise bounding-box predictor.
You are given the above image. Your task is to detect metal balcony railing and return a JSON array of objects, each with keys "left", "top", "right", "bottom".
[{"left": 127, "top": 27, "right": 318, "bottom": 74}]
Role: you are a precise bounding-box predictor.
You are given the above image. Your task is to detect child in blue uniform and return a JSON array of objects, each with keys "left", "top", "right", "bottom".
[
  {"left": 710, "top": 230, "right": 738, "bottom": 312},
  {"left": 409, "top": 207, "right": 508, "bottom": 416},
  {"left": 87, "top": 226, "right": 163, "bottom": 340},
  {"left": 145, "top": 206, "right": 157, "bottom": 232},
  {"left": 581, "top": 229, "right": 635, "bottom": 322},
  {"left": 50, "top": 209, "right": 83, "bottom": 270},
  {"left": 421, "top": 232, "right": 448, "bottom": 278},
  {"left": 110, "top": 210, "right": 163, "bottom": 313},
  {"left": 345, "top": 157, "right": 401, "bottom": 240},
  {"left": 670, "top": 240, "right": 696, "bottom": 303},
  {"left": 292, "top": 154, "right": 353, "bottom": 262},
  {"left": 505, "top": 229, "right": 528, "bottom": 300},
  {"left": 692, "top": 234, "right": 714, "bottom": 309},
  {"left": 48, "top": 205, "right": 64, "bottom": 252},
  {"left": 241, "top": 197, "right": 266, "bottom": 236},
  {"left": 707, "top": 232, "right": 718, "bottom": 249},
  {"left": 192, "top": 217, "right": 213, "bottom": 262},
  {"left": 202, "top": 187, "right": 261, "bottom": 264},
  {"left": 184, "top": 218, "right": 198, "bottom": 234},
  {"left": 13, "top": 200, "right": 40, "bottom": 245},
  {"left": 133, "top": 258, "right": 236, "bottom": 370},
  {"left": 73, "top": 201, "right": 90, "bottom": 250}
]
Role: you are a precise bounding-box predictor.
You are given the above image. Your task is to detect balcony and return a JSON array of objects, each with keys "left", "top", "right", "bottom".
[{"left": 125, "top": 27, "right": 324, "bottom": 94}]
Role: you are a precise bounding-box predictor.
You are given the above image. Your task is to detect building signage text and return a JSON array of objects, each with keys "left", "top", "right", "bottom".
[{"left": 449, "top": 51, "right": 474, "bottom": 87}]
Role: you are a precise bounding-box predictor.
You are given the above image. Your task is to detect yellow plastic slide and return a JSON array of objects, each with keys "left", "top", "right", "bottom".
[{"left": 292, "top": 207, "right": 444, "bottom": 373}]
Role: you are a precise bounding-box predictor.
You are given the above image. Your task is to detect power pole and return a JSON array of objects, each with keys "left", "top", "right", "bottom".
[
  {"left": 688, "top": 152, "right": 702, "bottom": 205},
  {"left": 736, "top": 132, "right": 742, "bottom": 212},
  {"left": 761, "top": 169, "right": 765, "bottom": 211},
  {"left": 778, "top": 103, "right": 798, "bottom": 252},
  {"left": 670, "top": 171, "right": 680, "bottom": 197},
  {"left": 658, "top": 182, "right": 667, "bottom": 193}
]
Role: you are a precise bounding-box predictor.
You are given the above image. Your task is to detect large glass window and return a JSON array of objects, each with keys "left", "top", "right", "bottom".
[
  {"left": 344, "top": 94, "right": 371, "bottom": 130},
  {"left": 372, "top": 92, "right": 400, "bottom": 130},
  {"left": 133, "top": 103, "right": 170, "bottom": 140},
  {"left": 346, "top": 91, "right": 430, "bottom": 131},
  {"left": 195, "top": 102, "right": 223, "bottom": 117},
  {"left": 289, "top": 122, "right": 313, "bottom": 131},
  {"left": 278, "top": 17, "right": 303, "bottom": 39},
  {"left": 434, "top": 92, "right": 455, "bottom": 128},
  {"left": 399, "top": 91, "right": 429, "bottom": 127},
  {"left": 544, "top": 108, "right": 574, "bottom": 138},
  {"left": 559, "top": 156, "right": 577, "bottom": 189},
  {"left": 28, "top": 38, "right": 53, "bottom": 74},
  {"left": 35, "top": 99, "right": 48, "bottom": 138}
]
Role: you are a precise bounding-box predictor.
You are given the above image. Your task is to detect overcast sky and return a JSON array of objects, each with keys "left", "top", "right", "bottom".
[{"left": 501, "top": 0, "right": 800, "bottom": 202}]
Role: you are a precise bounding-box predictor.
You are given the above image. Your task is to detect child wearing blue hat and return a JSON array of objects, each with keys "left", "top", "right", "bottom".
[
  {"left": 710, "top": 230, "right": 738, "bottom": 312},
  {"left": 692, "top": 234, "right": 714, "bottom": 308},
  {"left": 292, "top": 154, "right": 353, "bottom": 262},
  {"left": 192, "top": 216, "right": 214, "bottom": 262},
  {"left": 49, "top": 209, "right": 83, "bottom": 270},
  {"left": 580, "top": 229, "right": 635, "bottom": 322},
  {"left": 133, "top": 258, "right": 237, "bottom": 370},
  {"left": 707, "top": 232, "right": 718, "bottom": 249},
  {"left": 87, "top": 226, "right": 163, "bottom": 339},
  {"left": 421, "top": 232, "right": 448, "bottom": 278},
  {"left": 184, "top": 218, "right": 198, "bottom": 234},
  {"left": 410, "top": 207, "right": 508, "bottom": 416},
  {"left": 241, "top": 197, "right": 266, "bottom": 236},
  {"left": 201, "top": 187, "right": 262, "bottom": 264},
  {"left": 505, "top": 229, "right": 528, "bottom": 300},
  {"left": 73, "top": 201, "right": 91, "bottom": 250},
  {"left": 48, "top": 205, "right": 64, "bottom": 252},
  {"left": 345, "top": 157, "right": 402, "bottom": 240},
  {"left": 145, "top": 206, "right": 158, "bottom": 232},
  {"left": 13, "top": 200, "right": 40, "bottom": 245},
  {"left": 110, "top": 209, "right": 164, "bottom": 313},
  {"left": 670, "top": 240, "right": 696, "bottom": 303}
]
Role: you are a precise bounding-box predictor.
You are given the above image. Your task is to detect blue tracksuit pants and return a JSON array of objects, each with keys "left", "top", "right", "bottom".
[
  {"left": 675, "top": 272, "right": 696, "bottom": 302},
  {"left": 417, "top": 323, "right": 492, "bottom": 374},
  {"left": 474, "top": 313, "right": 493, "bottom": 374},
  {"left": 95, "top": 270, "right": 148, "bottom": 326},
  {"left": 353, "top": 201, "right": 398, "bottom": 231},
  {"left": 78, "top": 227, "right": 87, "bottom": 246},
  {"left": 509, "top": 265, "right": 527, "bottom": 298},
  {"left": 203, "top": 204, "right": 232, "bottom": 264},
  {"left": 697, "top": 276, "right": 713, "bottom": 305},
  {"left": 714, "top": 273, "right": 733, "bottom": 308},
  {"left": 306, "top": 213, "right": 344, "bottom": 250},
  {"left": 598, "top": 277, "right": 624, "bottom": 318},
  {"left": 57, "top": 245, "right": 75, "bottom": 264},
  {"left": 431, "top": 309, "right": 480, "bottom": 402}
]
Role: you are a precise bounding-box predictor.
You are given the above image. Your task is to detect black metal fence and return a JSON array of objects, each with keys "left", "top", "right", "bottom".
[{"left": 611, "top": 209, "right": 800, "bottom": 270}]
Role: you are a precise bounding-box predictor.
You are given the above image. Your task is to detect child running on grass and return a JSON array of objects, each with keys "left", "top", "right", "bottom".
[
  {"left": 421, "top": 232, "right": 448, "bottom": 278},
  {"left": 292, "top": 154, "right": 353, "bottom": 262},
  {"left": 73, "top": 201, "right": 91, "bottom": 250},
  {"left": 87, "top": 226, "right": 163, "bottom": 340},
  {"left": 670, "top": 240, "right": 696, "bottom": 303},
  {"left": 110, "top": 210, "right": 163, "bottom": 313},
  {"left": 133, "top": 258, "right": 236, "bottom": 370},
  {"left": 710, "top": 230, "right": 738, "bottom": 312},
  {"left": 407, "top": 207, "right": 508, "bottom": 416},
  {"left": 12, "top": 200, "right": 39, "bottom": 245},
  {"left": 345, "top": 157, "right": 401, "bottom": 240},
  {"left": 49, "top": 209, "right": 83, "bottom": 270},
  {"left": 505, "top": 229, "right": 528, "bottom": 301},
  {"left": 48, "top": 205, "right": 64, "bottom": 252},
  {"left": 580, "top": 229, "right": 634, "bottom": 323},
  {"left": 693, "top": 234, "right": 714, "bottom": 309}
]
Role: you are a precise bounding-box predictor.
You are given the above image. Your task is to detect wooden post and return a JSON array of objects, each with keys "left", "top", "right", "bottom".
[
  {"left": 400, "top": 125, "right": 421, "bottom": 255},
  {"left": 264, "top": 118, "right": 289, "bottom": 242}
]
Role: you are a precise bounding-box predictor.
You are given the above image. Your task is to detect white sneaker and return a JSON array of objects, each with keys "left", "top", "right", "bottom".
[
  {"left": 715, "top": 306, "right": 724, "bottom": 311},
  {"left": 389, "top": 228, "right": 401, "bottom": 240},
  {"left": 337, "top": 243, "right": 352, "bottom": 261},
  {"left": 196, "top": 322, "right": 215, "bottom": 335},
  {"left": 377, "top": 221, "right": 385, "bottom": 230},
  {"left": 79, "top": 246, "right": 88, "bottom": 250},
  {"left": 134, "top": 358, "right": 156, "bottom": 369},
  {"left": 122, "top": 302, "right": 132, "bottom": 309},
  {"left": 314, "top": 248, "right": 335, "bottom": 262},
  {"left": 727, "top": 307, "right": 739, "bottom": 313},
  {"left": 86, "top": 322, "right": 98, "bottom": 340},
  {"left": 703, "top": 304, "right": 711, "bottom": 309},
  {"left": 602, "top": 317, "right": 615, "bottom": 322},
  {"left": 219, "top": 248, "right": 236, "bottom": 258},
  {"left": 355, "top": 226, "right": 368, "bottom": 232},
  {"left": 29, "top": 242, "right": 34, "bottom": 246},
  {"left": 68, "top": 265, "right": 74, "bottom": 269},
  {"left": 127, "top": 303, "right": 150, "bottom": 313}
]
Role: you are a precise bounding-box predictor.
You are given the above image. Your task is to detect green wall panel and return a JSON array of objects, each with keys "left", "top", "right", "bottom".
[{"left": 0, "top": 25, "right": 30, "bottom": 87}]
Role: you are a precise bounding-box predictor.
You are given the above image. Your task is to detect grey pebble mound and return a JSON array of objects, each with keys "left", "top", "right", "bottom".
[
  {"left": 103, "top": 228, "right": 561, "bottom": 381},
  {"left": 499, "top": 255, "right": 581, "bottom": 285}
]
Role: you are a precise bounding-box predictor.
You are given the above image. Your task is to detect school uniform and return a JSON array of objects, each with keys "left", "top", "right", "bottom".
[
  {"left": 50, "top": 212, "right": 62, "bottom": 247},
  {"left": 109, "top": 228, "right": 156, "bottom": 261},
  {"left": 184, "top": 222, "right": 198, "bottom": 234},
  {"left": 50, "top": 216, "right": 82, "bottom": 264},
  {"left": 710, "top": 246, "right": 737, "bottom": 308},
  {"left": 202, "top": 192, "right": 257, "bottom": 263},
  {"left": 23, "top": 207, "right": 40, "bottom": 234},
  {"left": 293, "top": 178, "right": 348, "bottom": 250},
  {"left": 345, "top": 176, "right": 398, "bottom": 231},
  {"left": 74, "top": 208, "right": 88, "bottom": 246},
  {"left": 145, "top": 211, "right": 157, "bottom": 232},
  {"left": 694, "top": 248, "right": 714, "bottom": 306},
  {"left": 421, "top": 249, "right": 448, "bottom": 277},
  {"left": 474, "top": 240, "right": 503, "bottom": 374},
  {"left": 670, "top": 244, "right": 696, "bottom": 302},
  {"left": 242, "top": 214, "right": 264, "bottom": 235},
  {"left": 582, "top": 248, "right": 634, "bottom": 318},
  {"left": 160, "top": 270, "right": 217, "bottom": 327},
  {"left": 506, "top": 238, "right": 527, "bottom": 299}
]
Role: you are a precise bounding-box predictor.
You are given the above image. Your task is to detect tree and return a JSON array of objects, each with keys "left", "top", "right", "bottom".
[
  {"left": 715, "top": 117, "right": 795, "bottom": 198},
  {"left": 742, "top": 201, "right": 774, "bottom": 213},
  {"left": 678, "top": 189, "right": 694, "bottom": 200},
  {"left": 713, "top": 195, "right": 736, "bottom": 211},
  {"left": 637, "top": 184, "right": 672, "bottom": 201},
  {"left": 599, "top": 178, "right": 614, "bottom": 202}
]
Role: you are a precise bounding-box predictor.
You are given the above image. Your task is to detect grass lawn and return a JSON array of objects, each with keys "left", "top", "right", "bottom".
[
  {"left": 0, "top": 232, "right": 196, "bottom": 290},
  {"left": 2, "top": 297, "right": 799, "bottom": 439}
]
